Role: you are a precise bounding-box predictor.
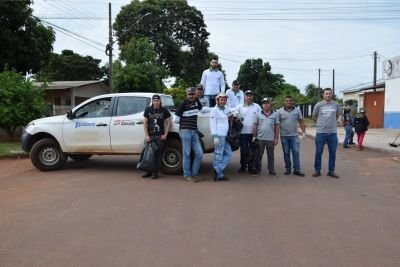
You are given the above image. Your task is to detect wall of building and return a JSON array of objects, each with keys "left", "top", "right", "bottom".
[
  {"left": 384, "top": 77, "right": 400, "bottom": 129},
  {"left": 71, "top": 83, "right": 109, "bottom": 106}
]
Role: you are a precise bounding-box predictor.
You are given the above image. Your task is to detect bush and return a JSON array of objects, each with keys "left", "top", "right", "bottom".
[{"left": 0, "top": 69, "right": 48, "bottom": 138}]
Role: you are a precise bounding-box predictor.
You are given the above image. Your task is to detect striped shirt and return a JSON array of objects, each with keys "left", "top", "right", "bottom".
[{"left": 175, "top": 99, "right": 203, "bottom": 130}]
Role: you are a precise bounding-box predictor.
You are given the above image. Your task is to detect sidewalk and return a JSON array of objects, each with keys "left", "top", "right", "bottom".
[{"left": 305, "top": 127, "right": 400, "bottom": 154}]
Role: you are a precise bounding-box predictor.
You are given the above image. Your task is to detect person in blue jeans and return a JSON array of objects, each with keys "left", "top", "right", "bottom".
[
  {"left": 277, "top": 96, "right": 306, "bottom": 176},
  {"left": 174, "top": 87, "right": 204, "bottom": 182},
  {"left": 342, "top": 107, "right": 354, "bottom": 148},
  {"left": 312, "top": 88, "right": 340, "bottom": 178},
  {"left": 210, "top": 92, "right": 233, "bottom": 181}
]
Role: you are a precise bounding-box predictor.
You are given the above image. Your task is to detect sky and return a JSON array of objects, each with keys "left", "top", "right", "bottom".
[{"left": 32, "top": 0, "right": 400, "bottom": 95}]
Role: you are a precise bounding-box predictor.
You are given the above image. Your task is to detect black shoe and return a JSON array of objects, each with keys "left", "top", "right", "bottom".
[
  {"left": 238, "top": 167, "right": 246, "bottom": 173},
  {"left": 215, "top": 176, "right": 229, "bottom": 181},
  {"left": 343, "top": 146, "right": 350, "bottom": 148},
  {"left": 293, "top": 171, "right": 305, "bottom": 177},
  {"left": 312, "top": 171, "right": 321, "bottom": 177},
  {"left": 349, "top": 142, "right": 356, "bottom": 145},
  {"left": 151, "top": 172, "right": 159, "bottom": 179},
  {"left": 142, "top": 172, "right": 152, "bottom": 178},
  {"left": 269, "top": 171, "right": 277, "bottom": 177},
  {"left": 327, "top": 171, "right": 340, "bottom": 178},
  {"left": 284, "top": 169, "right": 291, "bottom": 175}
]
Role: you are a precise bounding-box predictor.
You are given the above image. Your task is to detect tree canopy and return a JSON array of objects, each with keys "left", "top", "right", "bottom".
[
  {"left": 237, "top": 58, "right": 285, "bottom": 103},
  {"left": 36, "top": 50, "right": 105, "bottom": 81},
  {"left": 113, "top": 38, "right": 165, "bottom": 93},
  {"left": 0, "top": 0, "right": 55, "bottom": 73},
  {"left": 114, "top": 0, "right": 209, "bottom": 85},
  {"left": 305, "top": 83, "right": 323, "bottom": 103},
  {"left": 0, "top": 69, "right": 48, "bottom": 138}
]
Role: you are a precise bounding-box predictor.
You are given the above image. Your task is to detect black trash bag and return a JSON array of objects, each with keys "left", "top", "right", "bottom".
[
  {"left": 137, "top": 142, "right": 157, "bottom": 173},
  {"left": 226, "top": 116, "right": 243, "bottom": 151},
  {"left": 249, "top": 138, "right": 260, "bottom": 171}
]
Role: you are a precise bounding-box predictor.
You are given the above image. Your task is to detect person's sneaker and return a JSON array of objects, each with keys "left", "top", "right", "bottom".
[
  {"left": 238, "top": 167, "right": 246, "bottom": 173},
  {"left": 293, "top": 171, "right": 305, "bottom": 177},
  {"left": 268, "top": 171, "right": 277, "bottom": 177},
  {"left": 327, "top": 171, "right": 340, "bottom": 178},
  {"left": 252, "top": 171, "right": 261, "bottom": 177},
  {"left": 142, "top": 172, "right": 152, "bottom": 178},
  {"left": 184, "top": 176, "right": 193, "bottom": 182},
  {"left": 151, "top": 173, "right": 159, "bottom": 179},
  {"left": 284, "top": 169, "right": 291, "bottom": 175},
  {"left": 220, "top": 176, "right": 229, "bottom": 181},
  {"left": 192, "top": 176, "right": 201, "bottom": 182},
  {"left": 312, "top": 171, "right": 321, "bottom": 177},
  {"left": 357, "top": 147, "right": 363, "bottom": 151},
  {"left": 349, "top": 142, "right": 356, "bottom": 145},
  {"left": 343, "top": 146, "right": 350, "bottom": 148}
]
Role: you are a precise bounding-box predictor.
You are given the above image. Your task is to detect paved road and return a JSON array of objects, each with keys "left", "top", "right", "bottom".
[{"left": 1, "top": 138, "right": 400, "bottom": 267}]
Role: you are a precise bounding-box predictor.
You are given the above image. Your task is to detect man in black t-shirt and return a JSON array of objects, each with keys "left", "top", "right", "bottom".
[{"left": 143, "top": 94, "right": 172, "bottom": 179}]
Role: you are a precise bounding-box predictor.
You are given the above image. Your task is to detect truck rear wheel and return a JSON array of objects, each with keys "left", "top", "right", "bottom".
[
  {"left": 161, "top": 138, "right": 182, "bottom": 175},
  {"left": 31, "top": 138, "right": 67, "bottom": 171}
]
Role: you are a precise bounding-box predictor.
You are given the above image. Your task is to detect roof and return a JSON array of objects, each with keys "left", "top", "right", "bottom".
[
  {"left": 341, "top": 79, "right": 385, "bottom": 94},
  {"left": 33, "top": 80, "right": 107, "bottom": 90}
]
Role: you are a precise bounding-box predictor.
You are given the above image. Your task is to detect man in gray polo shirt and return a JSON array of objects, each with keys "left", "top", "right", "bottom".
[
  {"left": 278, "top": 95, "right": 306, "bottom": 177},
  {"left": 312, "top": 88, "right": 340, "bottom": 178},
  {"left": 253, "top": 97, "right": 280, "bottom": 176}
]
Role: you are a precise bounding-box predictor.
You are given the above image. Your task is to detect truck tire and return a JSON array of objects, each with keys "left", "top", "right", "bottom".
[
  {"left": 161, "top": 138, "right": 183, "bottom": 175},
  {"left": 68, "top": 154, "right": 93, "bottom": 161},
  {"left": 31, "top": 138, "right": 68, "bottom": 171}
]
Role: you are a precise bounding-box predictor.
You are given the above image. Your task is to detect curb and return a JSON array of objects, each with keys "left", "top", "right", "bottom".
[{"left": 304, "top": 133, "right": 399, "bottom": 154}]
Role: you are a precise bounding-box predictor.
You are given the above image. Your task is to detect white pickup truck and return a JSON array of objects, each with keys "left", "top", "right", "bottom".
[{"left": 21, "top": 93, "right": 214, "bottom": 174}]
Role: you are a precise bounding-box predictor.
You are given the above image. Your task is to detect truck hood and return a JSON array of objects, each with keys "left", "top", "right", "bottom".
[{"left": 29, "top": 115, "right": 66, "bottom": 125}]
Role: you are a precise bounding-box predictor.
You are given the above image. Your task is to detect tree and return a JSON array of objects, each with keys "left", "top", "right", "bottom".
[
  {"left": 113, "top": 38, "right": 165, "bottom": 93},
  {"left": 0, "top": 0, "right": 55, "bottom": 73},
  {"left": 237, "top": 58, "right": 285, "bottom": 103},
  {"left": 272, "top": 83, "right": 309, "bottom": 110},
  {"left": 0, "top": 69, "right": 48, "bottom": 138},
  {"left": 305, "top": 83, "right": 323, "bottom": 103},
  {"left": 36, "top": 50, "right": 105, "bottom": 81},
  {"left": 114, "top": 0, "right": 209, "bottom": 85}
]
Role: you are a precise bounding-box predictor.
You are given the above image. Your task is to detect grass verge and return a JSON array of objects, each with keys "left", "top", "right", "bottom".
[{"left": 0, "top": 141, "right": 29, "bottom": 158}]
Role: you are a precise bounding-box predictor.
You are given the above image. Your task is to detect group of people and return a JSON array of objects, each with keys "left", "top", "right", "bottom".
[
  {"left": 140, "top": 56, "right": 368, "bottom": 181},
  {"left": 342, "top": 106, "right": 370, "bottom": 151}
]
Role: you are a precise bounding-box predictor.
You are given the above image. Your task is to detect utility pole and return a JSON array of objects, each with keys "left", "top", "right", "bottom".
[
  {"left": 108, "top": 2, "right": 113, "bottom": 92},
  {"left": 332, "top": 69, "right": 335, "bottom": 100},
  {"left": 373, "top": 51, "right": 377, "bottom": 92},
  {"left": 317, "top": 68, "right": 321, "bottom": 99}
]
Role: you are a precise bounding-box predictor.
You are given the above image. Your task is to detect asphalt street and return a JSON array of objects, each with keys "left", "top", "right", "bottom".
[{"left": 1, "top": 137, "right": 400, "bottom": 267}]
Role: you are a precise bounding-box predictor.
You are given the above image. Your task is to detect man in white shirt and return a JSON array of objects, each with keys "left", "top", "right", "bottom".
[
  {"left": 210, "top": 92, "right": 233, "bottom": 181},
  {"left": 200, "top": 56, "right": 225, "bottom": 107},
  {"left": 226, "top": 80, "right": 244, "bottom": 108},
  {"left": 236, "top": 90, "right": 261, "bottom": 173}
]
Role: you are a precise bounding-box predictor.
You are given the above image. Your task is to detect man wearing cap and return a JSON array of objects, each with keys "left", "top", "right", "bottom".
[
  {"left": 210, "top": 92, "right": 233, "bottom": 181},
  {"left": 312, "top": 88, "right": 340, "bottom": 178},
  {"left": 196, "top": 84, "right": 209, "bottom": 107},
  {"left": 253, "top": 97, "right": 280, "bottom": 176},
  {"left": 174, "top": 87, "right": 204, "bottom": 182},
  {"left": 226, "top": 80, "right": 244, "bottom": 108},
  {"left": 277, "top": 95, "right": 306, "bottom": 177},
  {"left": 200, "top": 56, "right": 225, "bottom": 107},
  {"left": 236, "top": 90, "right": 261, "bottom": 173},
  {"left": 142, "top": 94, "right": 172, "bottom": 179}
]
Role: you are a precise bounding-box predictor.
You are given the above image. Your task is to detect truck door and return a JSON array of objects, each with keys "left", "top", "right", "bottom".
[
  {"left": 110, "top": 96, "right": 150, "bottom": 152},
  {"left": 62, "top": 97, "right": 112, "bottom": 152}
]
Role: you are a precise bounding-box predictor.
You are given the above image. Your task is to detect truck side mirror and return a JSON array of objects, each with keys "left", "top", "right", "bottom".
[{"left": 66, "top": 110, "right": 74, "bottom": 119}]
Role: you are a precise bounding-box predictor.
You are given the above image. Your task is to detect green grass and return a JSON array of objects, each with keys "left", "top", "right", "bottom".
[{"left": 0, "top": 141, "right": 22, "bottom": 156}]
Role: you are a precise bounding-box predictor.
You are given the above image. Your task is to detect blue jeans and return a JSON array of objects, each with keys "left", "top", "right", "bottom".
[
  {"left": 205, "top": 94, "right": 217, "bottom": 107},
  {"left": 214, "top": 136, "right": 232, "bottom": 178},
  {"left": 281, "top": 135, "right": 301, "bottom": 172},
  {"left": 314, "top": 133, "right": 338, "bottom": 172},
  {"left": 344, "top": 125, "right": 354, "bottom": 146},
  {"left": 179, "top": 129, "right": 203, "bottom": 177}
]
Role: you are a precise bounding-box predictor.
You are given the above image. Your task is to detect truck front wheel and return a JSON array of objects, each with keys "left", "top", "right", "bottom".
[
  {"left": 161, "top": 138, "right": 182, "bottom": 175},
  {"left": 31, "top": 138, "right": 68, "bottom": 171}
]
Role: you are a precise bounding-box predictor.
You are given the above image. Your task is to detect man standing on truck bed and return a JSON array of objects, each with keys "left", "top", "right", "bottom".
[
  {"left": 143, "top": 94, "right": 172, "bottom": 179},
  {"left": 174, "top": 87, "right": 204, "bottom": 182},
  {"left": 200, "top": 55, "right": 225, "bottom": 107}
]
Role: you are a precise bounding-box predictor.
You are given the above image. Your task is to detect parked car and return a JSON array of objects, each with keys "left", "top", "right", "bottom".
[{"left": 21, "top": 93, "right": 214, "bottom": 174}]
